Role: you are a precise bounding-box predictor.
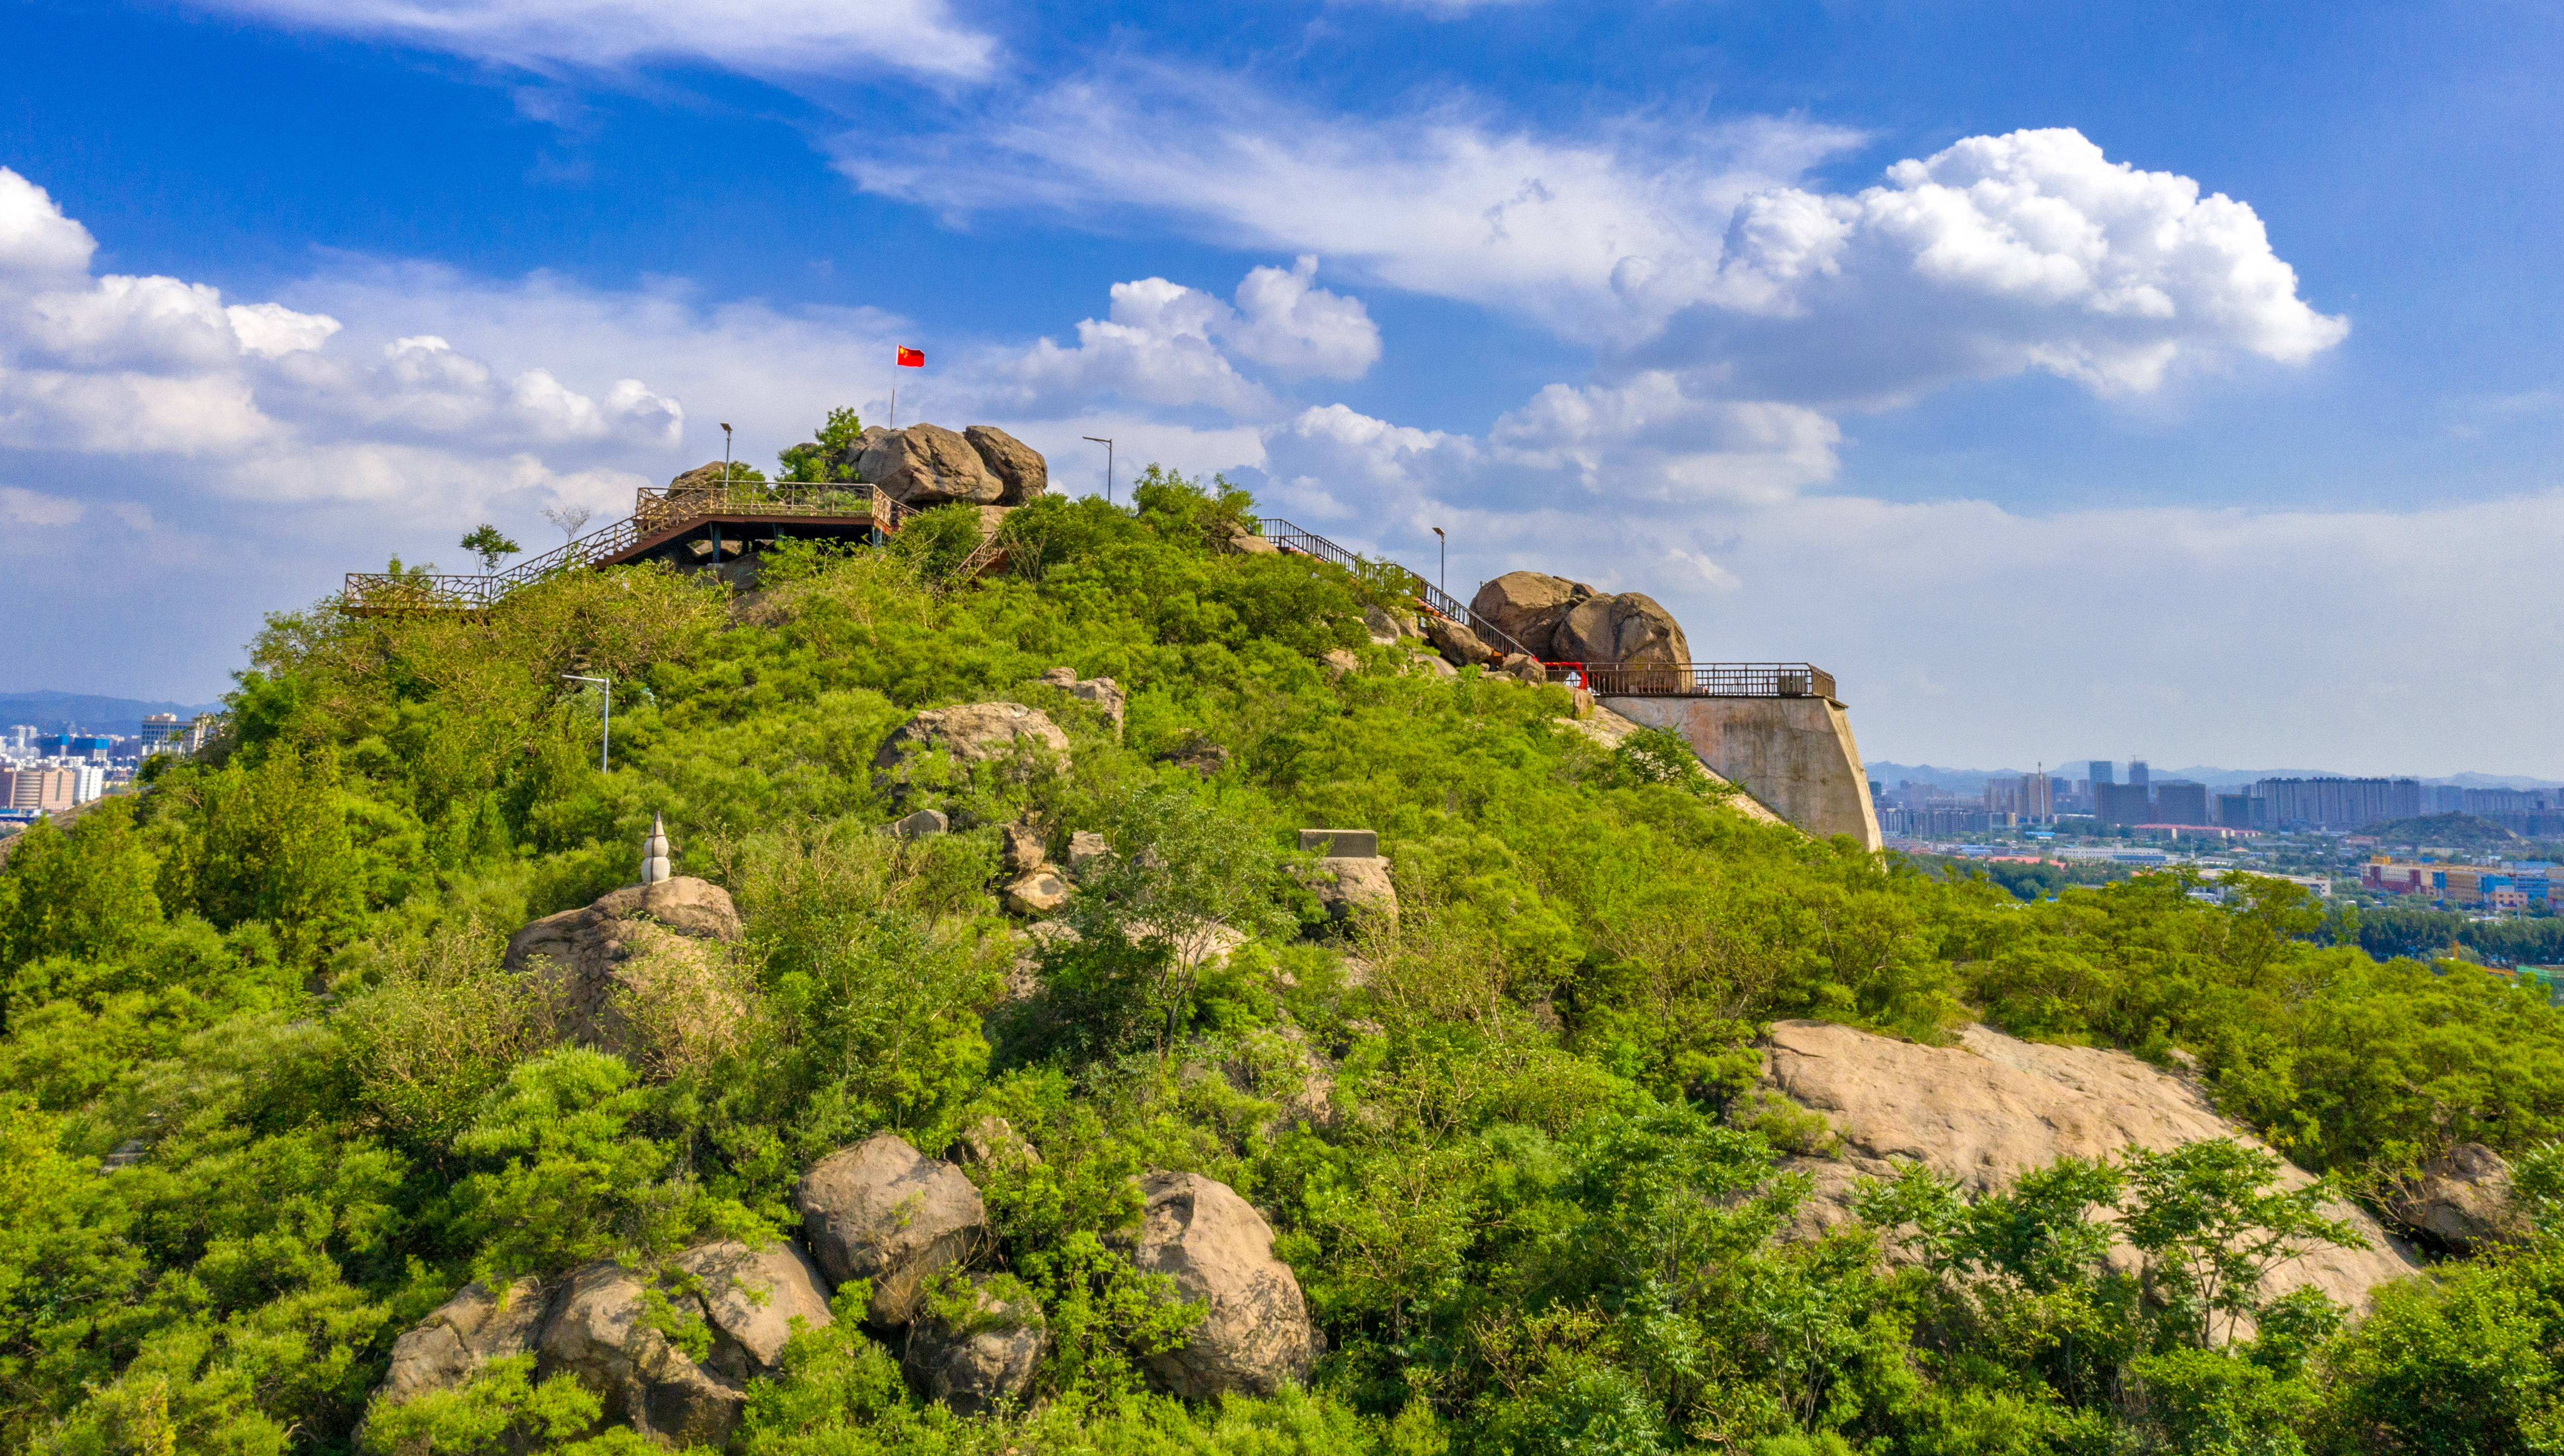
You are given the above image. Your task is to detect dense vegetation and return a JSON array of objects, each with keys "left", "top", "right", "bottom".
[
  {"left": 2325, "top": 904, "right": 2564, "bottom": 969},
  {"left": 3, "top": 468, "right": 2563, "bottom": 1455}
]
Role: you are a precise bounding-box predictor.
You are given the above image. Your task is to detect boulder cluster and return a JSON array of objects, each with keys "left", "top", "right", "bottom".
[
  {"left": 1467, "top": 570, "right": 1691, "bottom": 666},
  {"left": 829, "top": 422, "right": 1050, "bottom": 507},
  {"left": 375, "top": 1125, "right": 1320, "bottom": 1445}
]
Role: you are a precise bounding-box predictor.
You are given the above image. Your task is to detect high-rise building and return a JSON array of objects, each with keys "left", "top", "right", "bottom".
[
  {"left": 2427, "top": 785, "right": 2467, "bottom": 814},
  {"left": 137, "top": 713, "right": 184, "bottom": 748},
  {"left": 2090, "top": 761, "right": 2115, "bottom": 785},
  {"left": 2154, "top": 781, "right": 2210, "bottom": 826},
  {"left": 1, "top": 768, "right": 77, "bottom": 813},
  {"left": 2256, "top": 777, "right": 2423, "bottom": 830},
  {"left": 2128, "top": 760, "right": 2151, "bottom": 789},
  {"left": 2215, "top": 793, "right": 2259, "bottom": 830},
  {"left": 2096, "top": 782, "right": 2152, "bottom": 826},
  {"left": 70, "top": 764, "right": 104, "bottom": 805},
  {"left": 5, "top": 725, "right": 32, "bottom": 752}
]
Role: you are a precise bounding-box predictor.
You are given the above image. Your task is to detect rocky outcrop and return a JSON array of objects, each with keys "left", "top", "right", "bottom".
[
  {"left": 540, "top": 1262, "right": 751, "bottom": 1446},
  {"left": 1421, "top": 614, "right": 1500, "bottom": 669},
  {"left": 798, "top": 1134, "right": 987, "bottom": 1327},
  {"left": 1313, "top": 856, "right": 1397, "bottom": 931},
  {"left": 1469, "top": 571, "right": 1693, "bottom": 666},
  {"left": 1003, "top": 866, "right": 1071, "bottom": 916},
  {"left": 1469, "top": 571, "right": 1591, "bottom": 661},
  {"left": 964, "top": 426, "right": 1048, "bottom": 505},
  {"left": 1132, "top": 1172, "right": 1319, "bottom": 1399},
  {"left": 872, "top": 703, "right": 1071, "bottom": 793},
  {"left": 502, "top": 878, "right": 748, "bottom": 1064},
  {"left": 2387, "top": 1143, "right": 2524, "bottom": 1254},
  {"left": 858, "top": 424, "right": 1006, "bottom": 506},
  {"left": 1553, "top": 592, "right": 1690, "bottom": 667},
  {"left": 1363, "top": 604, "right": 1418, "bottom": 643},
  {"left": 1756, "top": 1020, "right": 2424, "bottom": 1318},
  {"left": 379, "top": 1276, "right": 555, "bottom": 1408},
  {"left": 900, "top": 1276, "right": 1047, "bottom": 1415},
  {"left": 373, "top": 1240, "right": 832, "bottom": 1448},
  {"left": 1036, "top": 666, "right": 1126, "bottom": 732}
]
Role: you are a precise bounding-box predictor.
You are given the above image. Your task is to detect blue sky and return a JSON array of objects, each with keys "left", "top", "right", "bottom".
[{"left": 2, "top": 0, "right": 2559, "bottom": 774}]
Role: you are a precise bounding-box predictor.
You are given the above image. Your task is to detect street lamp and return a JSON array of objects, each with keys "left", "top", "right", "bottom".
[
  {"left": 1431, "top": 526, "right": 1446, "bottom": 600},
  {"left": 720, "top": 423, "right": 733, "bottom": 486},
  {"left": 562, "top": 674, "right": 611, "bottom": 771},
  {"left": 1082, "top": 436, "right": 1114, "bottom": 505}
]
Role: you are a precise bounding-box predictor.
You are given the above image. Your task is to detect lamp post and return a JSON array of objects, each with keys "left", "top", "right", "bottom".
[
  {"left": 720, "top": 423, "right": 733, "bottom": 486},
  {"left": 1082, "top": 436, "right": 1114, "bottom": 505},
  {"left": 562, "top": 674, "right": 611, "bottom": 771},
  {"left": 1431, "top": 526, "right": 1446, "bottom": 600}
]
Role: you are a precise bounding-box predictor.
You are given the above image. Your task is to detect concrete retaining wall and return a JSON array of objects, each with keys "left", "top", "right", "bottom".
[{"left": 1601, "top": 695, "right": 1881, "bottom": 850}]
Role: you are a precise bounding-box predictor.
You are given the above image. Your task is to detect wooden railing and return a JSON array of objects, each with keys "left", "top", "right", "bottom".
[
  {"left": 1549, "top": 661, "right": 1838, "bottom": 701},
  {"left": 343, "top": 480, "right": 910, "bottom": 614}
]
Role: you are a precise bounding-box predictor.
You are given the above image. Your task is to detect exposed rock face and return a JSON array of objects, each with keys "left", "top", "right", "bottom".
[
  {"left": 541, "top": 1262, "right": 746, "bottom": 1446},
  {"left": 1469, "top": 571, "right": 1593, "bottom": 660},
  {"left": 1313, "top": 856, "right": 1397, "bottom": 930},
  {"left": 1067, "top": 830, "right": 1111, "bottom": 872},
  {"left": 1321, "top": 648, "right": 1360, "bottom": 681},
  {"left": 502, "top": 878, "right": 747, "bottom": 1059},
  {"left": 873, "top": 703, "right": 1071, "bottom": 791},
  {"left": 2388, "top": 1143, "right": 2523, "bottom": 1253},
  {"left": 901, "top": 1276, "right": 1048, "bottom": 1415},
  {"left": 673, "top": 1240, "right": 837, "bottom": 1382},
  {"left": 858, "top": 424, "right": 1006, "bottom": 506},
  {"left": 1002, "top": 820, "right": 1048, "bottom": 874},
  {"left": 1226, "top": 529, "right": 1280, "bottom": 556},
  {"left": 798, "top": 1134, "right": 987, "bottom": 1326},
  {"left": 892, "top": 808, "right": 949, "bottom": 839},
  {"left": 667, "top": 461, "right": 745, "bottom": 496},
  {"left": 1003, "top": 867, "right": 1071, "bottom": 916},
  {"left": 1036, "top": 666, "right": 1127, "bottom": 732},
  {"left": 1363, "top": 604, "right": 1418, "bottom": 643},
  {"left": 1469, "top": 571, "right": 1692, "bottom": 666},
  {"left": 380, "top": 1277, "right": 554, "bottom": 1408},
  {"left": 1132, "top": 1172, "right": 1320, "bottom": 1399},
  {"left": 1554, "top": 592, "right": 1691, "bottom": 667},
  {"left": 964, "top": 426, "right": 1048, "bottom": 505},
  {"left": 1757, "top": 1020, "right": 2424, "bottom": 1318},
  {"left": 374, "top": 1241, "right": 831, "bottom": 1448},
  {"left": 949, "top": 1114, "right": 1042, "bottom": 1170},
  {"left": 1422, "top": 614, "right": 1500, "bottom": 668},
  {"left": 1498, "top": 652, "right": 1545, "bottom": 684}
]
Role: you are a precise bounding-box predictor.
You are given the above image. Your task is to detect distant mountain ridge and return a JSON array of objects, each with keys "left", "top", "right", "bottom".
[
  {"left": 1867, "top": 761, "right": 2564, "bottom": 795},
  {"left": 0, "top": 690, "right": 227, "bottom": 734}
]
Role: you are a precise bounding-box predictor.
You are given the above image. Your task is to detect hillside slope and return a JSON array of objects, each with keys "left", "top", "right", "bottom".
[{"left": 0, "top": 470, "right": 2561, "bottom": 1455}]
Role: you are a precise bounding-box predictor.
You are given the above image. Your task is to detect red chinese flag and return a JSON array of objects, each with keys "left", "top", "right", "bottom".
[{"left": 896, "top": 346, "right": 924, "bottom": 368}]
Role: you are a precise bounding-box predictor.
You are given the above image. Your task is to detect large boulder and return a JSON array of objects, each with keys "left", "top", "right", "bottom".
[
  {"left": 2387, "top": 1143, "right": 2524, "bottom": 1253},
  {"left": 964, "top": 426, "right": 1049, "bottom": 505},
  {"left": 1756, "top": 1020, "right": 2424, "bottom": 1319},
  {"left": 858, "top": 424, "right": 1006, "bottom": 506},
  {"left": 798, "top": 1133, "right": 988, "bottom": 1327},
  {"left": 378, "top": 1276, "right": 553, "bottom": 1408},
  {"left": 371, "top": 1240, "right": 831, "bottom": 1449},
  {"left": 1131, "top": 1172, "right": 1319, "bottom": 1400},
  {"left": 1553, "top": 592, "right": 1690, "bottom": 667},
  {"left": 872, "top": 703, "right": 1071, "bottom": 793},
  {"left": 540, "top": 1263, "right": 747, "bottom": 1446},
  {"left": 1421, "top": 615, "right": 1500, "bottom": 669},
  {"left": 674, "top": 1240, "right": 838, "bottom": 1382},
  {"left": 503, "top": 878, "right": 749, "bottom": 1065},
  {"left": 1313, "top": 857, "right": 1398, "bottom": 931},
  {"left": 900, "top": 1276, "right": 1048, "bottom": 1415},
  {"left": 1468, "top": 571, "right": 1595, "bottom": 661}
]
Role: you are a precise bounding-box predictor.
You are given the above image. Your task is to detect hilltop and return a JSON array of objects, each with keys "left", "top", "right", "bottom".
[
  {"left": 0, "top": 456, "right": 2560, "bottom": 1455},
  {"left": 2355, "top": 812, "right": 2527, "bottom": 853}
]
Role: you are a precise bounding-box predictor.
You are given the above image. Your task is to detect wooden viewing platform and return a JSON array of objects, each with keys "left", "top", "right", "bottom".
[{"left": 342, "top": 480, "right": 914, "bottom": 614}]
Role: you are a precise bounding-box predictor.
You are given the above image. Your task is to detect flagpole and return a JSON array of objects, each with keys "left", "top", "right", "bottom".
[{"left": 890, "top": 387, "right": 897, "bottom": 430}]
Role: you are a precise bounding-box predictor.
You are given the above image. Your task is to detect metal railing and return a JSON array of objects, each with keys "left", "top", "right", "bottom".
[
  {"left": 343, "top": 480, "right": 910, "bottom": 613},
  {"left": 1548, "top": 661, "right": 1838, "bottom": 701},
  {"left": 1250, "top": 517, "right": 1536, "bottom": 659}
]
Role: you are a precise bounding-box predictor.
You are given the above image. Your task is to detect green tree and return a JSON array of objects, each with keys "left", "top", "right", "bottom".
[
  {"left": 461, "top": 523, "right": 523, "bottom": 575},
  {"left": 2120, "top": 1140, "right": 2362, "bottom": 1349},
  {"left": 0, "top": 799, "right": 162, "bottom": 985}
]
